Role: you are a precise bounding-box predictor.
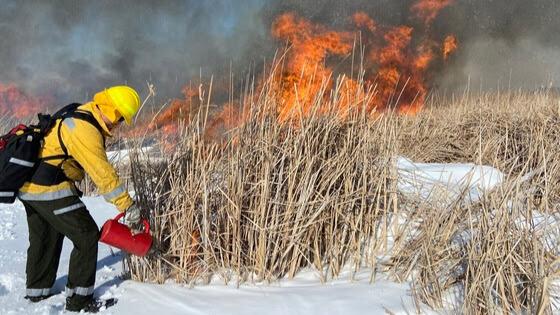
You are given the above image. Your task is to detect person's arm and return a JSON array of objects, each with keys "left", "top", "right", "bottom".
[{"left": 60, "top": 117, "right": 133, "bottom": 212}]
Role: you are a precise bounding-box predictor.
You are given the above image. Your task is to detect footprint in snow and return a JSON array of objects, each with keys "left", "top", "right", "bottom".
[
  {"left": 0, "top": 205, "right": 16, "bottom": 240},
  {"left": 0, "top": 274, "right": 17, "bottom": 296}
]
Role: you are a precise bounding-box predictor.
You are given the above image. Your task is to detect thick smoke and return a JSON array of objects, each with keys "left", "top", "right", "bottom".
[
  {"left": 0, "top": 0, "right": 269, "bottom": 105},
  {"left": 434, "top": 1, "right": 560, "bottom": 90},
  {"left": 1, "top": 0, "right": 559, "bottom": 109}
]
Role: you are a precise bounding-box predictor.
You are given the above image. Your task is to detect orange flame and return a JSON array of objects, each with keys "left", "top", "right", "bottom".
[
  {"left": 271, "top": 6, "right": 456, "bottom": 117},
  {"left": 362, "top": 23, "right": 436, "bottom": 114},
  {"left": 411, "top": 0, "right": 454, "bottom": 26},
  {"left": 204, "top": 102, "right": 245, "bottom": 142},
  {"left": 0, "top": 83, "right": 45, "bottom": 118},
  {"left": 137, "top": 83, "right": 248, "bottom": 143},
  {"left": 352, "top": 12, "right": 377, "bottom": 33},
  {"left": 271, "top": 13, "right": 353, "bottom": 121},
  {"left": 373, "top": 26, "right": 414, "bottom": 109},
  {"left": 149, "top": 85, "right": 199, "bottom": 131},
  {"left": 443, "top": 35, "right": 458, "bottom": 60}
]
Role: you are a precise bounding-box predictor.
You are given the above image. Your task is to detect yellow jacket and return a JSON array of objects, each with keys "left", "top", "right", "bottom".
[{"left": 19, "top": 102, "right": 133, "bottom": 212}]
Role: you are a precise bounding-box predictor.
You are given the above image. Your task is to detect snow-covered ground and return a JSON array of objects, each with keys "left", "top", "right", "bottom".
[
  {"left": 0, "top": 198, "right": 425, "bottom": 314},
  {"left": 396, "top": 156, "right": 504, "bottom": 204}
]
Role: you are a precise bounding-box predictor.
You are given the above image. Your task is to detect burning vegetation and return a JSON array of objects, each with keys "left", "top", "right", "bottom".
[
  {"left": 1, "top": 0, "right": 459, "bottom": 141},
  {"left": 142, "top": 0, "right": 459, "bottom": 138},
  {"left": 0, "top": 84, "right": 45, "bottom": 119}
]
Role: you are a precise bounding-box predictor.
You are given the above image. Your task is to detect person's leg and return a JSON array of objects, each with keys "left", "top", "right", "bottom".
[
  {"left": 23, "top": 201, "right": 64, "bottom": 301},
  {"left": 26, "top": 196, "right": 99, "bottom": 311},
  {"left": 64, "top": 208, "right": 99, "bottom": 311}
]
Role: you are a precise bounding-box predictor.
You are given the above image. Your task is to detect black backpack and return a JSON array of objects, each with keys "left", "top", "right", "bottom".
[{"left": 0, "top": 103, "right": 104, "bottom": 203}]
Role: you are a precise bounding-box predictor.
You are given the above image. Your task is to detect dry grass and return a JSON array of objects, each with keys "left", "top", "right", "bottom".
[
  {"left": 119, "top": 78, "right": 559, "bottom": 314},
  {"left": 129, "top": 106, "right": 399, "bottom": 284},
  {"left": 390, "top": 92, "right": 560, "bottom": 313}
]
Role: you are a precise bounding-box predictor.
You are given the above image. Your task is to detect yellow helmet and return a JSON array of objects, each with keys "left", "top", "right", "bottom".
[{"left": 94, "top": 86, "right": 140, "bottom": 125}]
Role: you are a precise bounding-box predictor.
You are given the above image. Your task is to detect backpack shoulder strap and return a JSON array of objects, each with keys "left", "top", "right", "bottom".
[
  {"left": 33, "top": 103, "right": 82, "bottom": 136},
  {"left": 68, "top": 110, "right": 106, "bottom": 139},
  {"left": 57, "top": 110, "right": 106, "bottom": 158},
  {"left": 41, "top": 106, "right": 107, "bottom": 163},
  {"left": 52, "top": 103, "right": 82, "bottom": 120}
]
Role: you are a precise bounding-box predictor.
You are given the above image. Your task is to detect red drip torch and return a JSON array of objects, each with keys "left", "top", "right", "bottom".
[{"left": 99, "top": 213, "right": 153, "bottom": 257}]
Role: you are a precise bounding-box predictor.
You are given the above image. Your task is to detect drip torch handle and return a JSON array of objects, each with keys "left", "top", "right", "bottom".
[
  {"left": 114, "top": 212, "right": 150, "bottom": 234},
  {"left": 142, "top": 219, "right": 150, "bottom": 234},
  {"left": 114, "top": 212, "right": 125, "bottom": 221}
]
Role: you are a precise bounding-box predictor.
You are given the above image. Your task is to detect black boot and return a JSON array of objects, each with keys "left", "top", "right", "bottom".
[
  {"left": 24, "top": 294, "right": 55, "bottom": 303},
  {"left": 65, "top": 295, "right": 117, "bottom": 313}
]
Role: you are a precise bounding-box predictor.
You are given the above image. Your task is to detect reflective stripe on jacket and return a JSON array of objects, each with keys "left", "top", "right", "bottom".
[{"left": 19, "top": 103, "right": 133, "bottom": 212}]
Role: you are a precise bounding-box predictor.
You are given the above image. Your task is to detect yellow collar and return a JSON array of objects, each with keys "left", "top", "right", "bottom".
[{"left": 78, "top": 102, "right": 113, "bottom": 137}]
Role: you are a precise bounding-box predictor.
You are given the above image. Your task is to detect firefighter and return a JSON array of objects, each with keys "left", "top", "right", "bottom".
[{"left": 18, "top": 86, "right": 143, "bottom": 312}]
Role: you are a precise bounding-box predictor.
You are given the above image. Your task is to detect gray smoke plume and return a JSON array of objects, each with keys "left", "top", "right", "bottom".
[
  {"left": 0, "top": 0, "right": 270, "bottom": 105},
  {"left": 1, "top": 0, "right": 559, "bottom": 109},
  {"left": 434, "top": 1, "right": 560, "bottom": 90}
]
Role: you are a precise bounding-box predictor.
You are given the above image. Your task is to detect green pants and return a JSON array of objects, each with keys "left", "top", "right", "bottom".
[{"left": 22, "top": 196, "right": 99, "bottom": 307}]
